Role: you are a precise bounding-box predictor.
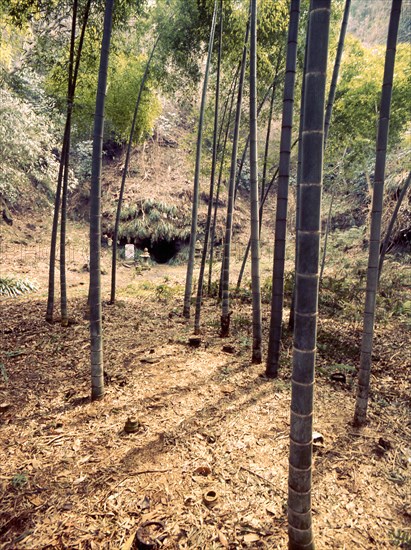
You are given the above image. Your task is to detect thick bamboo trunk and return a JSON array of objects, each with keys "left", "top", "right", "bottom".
[
  {"left": 183, "top": 0, "right": 218, "bottom": 319},
  {"left": 354, "top": 0, "right": 402, "bottom": 427},
  {"left": 194, "top": 0, "right": 223, "bottom": 335},
  {"left": 266, "top": 0, "right": 300, "bottom": 377},
  {"left": 249, "top": 0, "right": 262, "bottom": 363},
  {"left": 207, "top": 68, "right": 239, "bottom": 295},
  {"left": 288, "top": 2, "right": 331, "bottom": 549},
  {"left": 90, "top": 0, "right": 114, "bottom": 401},
  {"left": 220, "top": 12, "right": 250, "bottom": 337}
]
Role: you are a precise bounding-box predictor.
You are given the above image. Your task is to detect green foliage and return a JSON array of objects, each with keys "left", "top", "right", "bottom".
[
  {"left": 71, "top": 139, "right": 93, "bottom": 180},
  {"left": 0, "top": 88, "right": 62, "bottom": 205},
  {"left": 232, "top": 313, "right": 251, "bottom": 331},
  {"left": 0, "top": 14, "right": 28, "bottom": 83},
  {"left": 155, "top": 279, "right": 176, "bottom": 302},
  {"left": 316, "top": 362, "right": 355, "bottom": 380},
  {"left": 0, "top": 276, "right": 37, "bottom": 297},
  {"left": 329, "top": 35, "right": 411, "bottom": 173},
  {"left": 320, "top": 260, "right": 410, "bottom": 325},
  {"left": 232, "top": 281, "right": 252, "bottom": 304},
  {"left": 256, "top": 0, "right": 288, "bottom": 87},
  {"left": 207, "top": 279, "right": 220, "bottom": 298},
  {"left": 46, "top": 39, "right": 161, "bottom": 144},
  {"left": 105, "top": 51, "right": 161, "bottom": 143},
  {"left": 378, "top": 264, "right": 411, "bottom": 323},
  {"left": 390, "top": 529, "right": 411, "bottom": 549},
  {"left": 152, "top": 0, "right": 208, "bottom": 88},
  {"left": 11, "top": 472, "right": 28, "bottom": 489}
]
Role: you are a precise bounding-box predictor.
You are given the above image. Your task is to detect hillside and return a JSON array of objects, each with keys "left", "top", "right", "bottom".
[{"left": 348, "top": 0, "right": 410, "bottom": 45}]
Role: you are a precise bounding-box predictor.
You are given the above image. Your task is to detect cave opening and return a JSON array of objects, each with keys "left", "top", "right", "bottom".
[
  {"left": 149, "top": 239, "right": 180, "bottom": 263},
  {"left": 116, "top": 236, "right": 189, "bottom": 263},
  {"left": 137, "top": 238, "right": 187, "bottom": 263}
]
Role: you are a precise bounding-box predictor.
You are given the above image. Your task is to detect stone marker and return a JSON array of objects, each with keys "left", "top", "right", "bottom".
[{"left": 125, "top": 243, "right": 135, "bottom": 261}]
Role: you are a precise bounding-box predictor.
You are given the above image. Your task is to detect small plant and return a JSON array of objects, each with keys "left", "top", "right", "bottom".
[
  {"left": 390, "top": 528, "right": 411, "bottom": 549},
  {"left": 232, "top": 281, "right": 252, "bottom": 304},
  {"left": 11, "top": 472, "right": 28, "bottom": 489},
  {"left": 155, "top": 281, "right": 174, "bottom": 302},
  {"left": 238, "top": 336, "right": 251, "bottom": 348},
  {"left": 0, "top": 363, "right": 8, "bottom": 384},
  {"left": 330, "top": 363, "right": 356, "bottom": 374},
  {"left": 317, "top": 362, "right": 356, "bottom": 380},
  {"left": 140, "top": 281, "right": 155, "bottom": 291},
  {"left": 284, "top": 271, "right": 295, "bottom": 298},
  {"left": 0, "top": 277, "right": 37, "bottom": 297},
  {"left": 71, "top": 140, "right": 93, "bottom": 180},
  {"left": 168, "top": 246, "right": 190, "bottom": 266}
]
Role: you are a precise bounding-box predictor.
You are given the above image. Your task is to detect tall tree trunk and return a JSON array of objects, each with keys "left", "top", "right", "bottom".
[
  {"left": 353, "top": 0, "right": 402, "bottom": 427},
  {"left": 249, "top": 0, "right": 262, "bottom": 363},
  {"left": 90, "top": 0, "right": 114, "bottom": 401},
  {"left": 194, "top": 0, "right": 223, "bottom": 335},
  {"left": 46, "top": 0, "right": 91, "bottom": 323},
  {"left": 46, "top": 124, "right": 69, "bottom": 323},
  {"left": 220, "top": 11, "right": 250, "bottom": 337},
  {"left": 207, "top": 68, "right": 239, "bottom": 295},
  {"left": 288, "top": 3, "right": 330, "bottom": 549},
  {"left": 59, "top": 129, "right": 71, "bottom": 327},
  {"left": 310, "top": 0, "right": 351, "bottom": 287},
  {"left": 288, "top": 2, "right": 311, "bottom": 332},
  {"left": 110, "top": 36, "right": 159, "bottom": 305},
  {"left": 323, "top": 0, "right": 351, "bottom": 146},
  {"left": 183, "top": 0, "right": 218, "bottom": 319},
  {"left": 378, "top": 171, "right": 410, "bottom": 278},
  {"left": 59, "top": 0, "right": 77, "bottom": 328},
  {"left": 266, "top": 0, "right": 300, "bottom": 377}
]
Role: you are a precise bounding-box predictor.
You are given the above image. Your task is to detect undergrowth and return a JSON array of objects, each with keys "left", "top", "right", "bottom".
[
  {"left": 226, "top": 261, "right": 410, "bottom": 326},
  {"left": 0, "top": 276, "right": 37, "bottom": 297},
  {"left": 115, "top": 199, "right": 190, "bottom": 245}
]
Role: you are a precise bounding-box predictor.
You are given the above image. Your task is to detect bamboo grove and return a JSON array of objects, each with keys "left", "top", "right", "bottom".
[{"left": 1, "top": 0, "right": 409, "bottom": 547}]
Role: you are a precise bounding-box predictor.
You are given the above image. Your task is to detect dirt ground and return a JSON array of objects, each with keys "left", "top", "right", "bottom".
[{"left": 0, "top": 220, "right": 410, "bottom": 549}]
